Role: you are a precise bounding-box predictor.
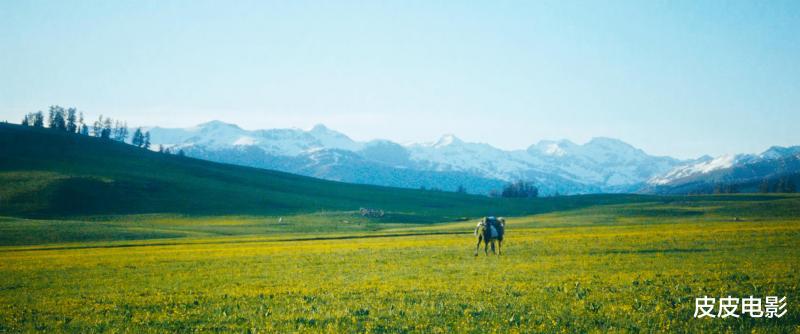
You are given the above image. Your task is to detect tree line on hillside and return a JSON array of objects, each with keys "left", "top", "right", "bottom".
[
  {"left": 420, "top": 180, "right": 540, "bottom": 198},
  {"left": 489, "top": 180, "right": 539, "bottom": 198},
  {"left": 758, "top": 177, "right": 797, "bottom": 193},
  {"left": 18, "top": 105, "right": 183, "bottom": 155},
  {"left": 709, "top": 176, "right": 797, "bottom": 194}
]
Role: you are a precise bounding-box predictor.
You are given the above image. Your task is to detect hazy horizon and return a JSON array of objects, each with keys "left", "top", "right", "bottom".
[
  {"left": 132, "top": 118, "right": 786, "bottom": 160},
  {"left": 2, "top": 1, "right": 799, "bottom": 159}
]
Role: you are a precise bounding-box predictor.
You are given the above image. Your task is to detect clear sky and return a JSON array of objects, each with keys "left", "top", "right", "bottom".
[{"left": 1, "top": 1, "right": 798, "bottom": 158}]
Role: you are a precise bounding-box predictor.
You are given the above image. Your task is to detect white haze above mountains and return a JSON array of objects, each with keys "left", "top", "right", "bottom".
[{"left": 144, "top": 121, "right": 800, "bottom": 195}]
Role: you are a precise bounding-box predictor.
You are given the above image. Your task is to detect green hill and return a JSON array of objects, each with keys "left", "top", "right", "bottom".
[{"left": 0, "top": 123, "right": 655, "bottom": 219}]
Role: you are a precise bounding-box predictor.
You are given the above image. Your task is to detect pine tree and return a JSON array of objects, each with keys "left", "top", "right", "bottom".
[
  {"left": 143, "top": 131, "right": 151, "bottom": 149},
  {"left": 132, "top": 128, "right": 144, "bottom": 147},
  {"left": 21, "top": 114, "right": 30, "bottom": 126},
  {"left": 78, "top": 112, "right": 85, "bottom": 134},
  {"left": 66, "top": 108, "right": 77, "bottom": 133},
  {"left": 93, "top": 116, "right": 104, "bottom": 137},
  {"left": 49, "top": 106, "right": 66, "bottom": 131},
  {"left": 33, "top": 112, "right": 44, "bottom": 127},
  {"left": 178, "top": 149, "right": 185, "bottom": 157},
  {"left": 122, "top": 122, "right": 129, "bottom": 142},
  {"left": 114, "top": 122, "right": 129, "bottom": 142},
  {"left": 102, "top": 118, "right": 113, "bottom": 139},
  {"left": 112, "top": 120, "right": 121, "bottom": 140},
  {"left": 47, "top": 109, "right": 55, "bottom": 128}
]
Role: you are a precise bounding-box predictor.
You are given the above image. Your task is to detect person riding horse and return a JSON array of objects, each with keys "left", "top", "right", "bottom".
[{"left": 474, "top": 216, "right": 505, "bottom": 256}]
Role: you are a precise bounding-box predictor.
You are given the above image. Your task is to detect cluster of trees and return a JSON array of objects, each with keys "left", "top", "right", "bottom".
[
  {"left": 21, "top": 106, "right": 89, "bottom": 134},
  {"left": 131, "top": 128, "right": 151, "bottom": 149},
  {"left": 711, "top": 176, "right": 797, "bottom": 194},
  {"left": 490, "top": 180, "right": 539, "bottom": 198},
  {"left": 712, "top": 183, "right": 740, "bottom": 194},
  {"left": 20, "top": 111, "right": 46, "bottom": 128},
  {"left": 759, "top": 177, "right": 797, "bottom": 193},
  {"left": 154, "top": 145, "right": 184, "bottom": 156},
  {"left": 20, "top": 105, "right": 152, "bottom": 150}
]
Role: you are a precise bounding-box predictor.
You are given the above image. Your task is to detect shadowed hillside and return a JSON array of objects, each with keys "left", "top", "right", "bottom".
[{"left": 1, "top": 123, "right": 666, "bottom": 218}]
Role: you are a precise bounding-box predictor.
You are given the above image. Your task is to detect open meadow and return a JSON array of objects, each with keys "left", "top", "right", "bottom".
[{"left": 1, "top": 196, "right": 798, "bottom": 333}]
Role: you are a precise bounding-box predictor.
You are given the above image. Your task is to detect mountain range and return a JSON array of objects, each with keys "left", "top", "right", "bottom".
[{"left": 144, "top": 121, "right": 800, "bottom": 195}]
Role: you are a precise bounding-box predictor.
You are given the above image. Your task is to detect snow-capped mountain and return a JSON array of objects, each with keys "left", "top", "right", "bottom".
[
  {"left": 644, "top": 146, "right": 800, "bottom": 194},
  {"left": 400, "top": 134, "right": 686, "bottom": 193},
  {"left": 147, "top": 121, "right": 335, "bottom": 156},
  {"left": 144, "top": 121, "right": 796, "bottom": 195}
]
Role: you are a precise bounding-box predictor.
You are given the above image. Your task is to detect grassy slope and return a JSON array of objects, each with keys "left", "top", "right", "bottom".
[
  {"left": 3, "top": 123, "right": 798, "bottom": 246},
  {"left": 1, "top": 123, "right": 603, "bottom": 219},
  {"left": 2, "top": 123, "right": 799, "bottom": 331}
]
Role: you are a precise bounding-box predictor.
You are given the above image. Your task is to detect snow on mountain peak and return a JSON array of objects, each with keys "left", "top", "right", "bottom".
[
  {"left": 586, "top": 137, "right": 637, "bottom": 151},
  {"left": 195, "top": 120, "right": 241, "bottom": 130},
  {"left": 432, "top": 134, "right": 462, "bottom": 148},
  {"left": 543, "top": 143, "right": 566, "bottom": 156},
  {"left": 146, "top": 121, "right": 698, "bottom": 193},
  {"left": 648, "top": 154, "right": 737, "bottom": 185},
  {"left": 532, "top": 139, "right": 576, "bottom": 156},
  {"left": 760, "top": 146, "right": 800, "bottom": 160},
  {"left": 232, "top": 136, "right": 257, "bottom": 146},
  {"left": 307, "top": 124, "right": 361, "bottom": 151},
  {"left": 697, "top": 154, "right": 737, "bottom": 173}
]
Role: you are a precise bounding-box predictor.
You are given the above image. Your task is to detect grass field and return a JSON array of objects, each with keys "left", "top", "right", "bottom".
[
  {"left": 1, "top": 196, "right": 798, "bottom": 333},
  {"left": 2, "top": 125, "right": 798, "bottom": 332}
]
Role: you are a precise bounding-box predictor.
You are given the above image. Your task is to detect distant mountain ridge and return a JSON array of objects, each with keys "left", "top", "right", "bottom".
[
  {"left": 144, "top": 121, "right": 799, "bottom": 195},
  {"left": 644, "top": 146, "right": 800, "bottom": 194}
]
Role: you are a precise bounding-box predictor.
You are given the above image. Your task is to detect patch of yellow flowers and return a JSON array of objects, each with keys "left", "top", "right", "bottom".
[{"left": 1, "top": 216, "right": 798, "bottom": 332}]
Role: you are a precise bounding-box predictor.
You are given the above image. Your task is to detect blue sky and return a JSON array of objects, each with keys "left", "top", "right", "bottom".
[{"left": 1, "top": 0, "right": 798, "bottom": 158}]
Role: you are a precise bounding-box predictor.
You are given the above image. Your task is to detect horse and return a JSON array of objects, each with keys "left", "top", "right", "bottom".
[{"left": 474, "top": 216, "right": 505, "bottom": 256}]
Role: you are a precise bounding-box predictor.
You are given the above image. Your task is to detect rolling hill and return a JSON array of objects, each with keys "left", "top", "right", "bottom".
[{"left": 0, "top": 123, "right": 655, "bottom": 219}]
